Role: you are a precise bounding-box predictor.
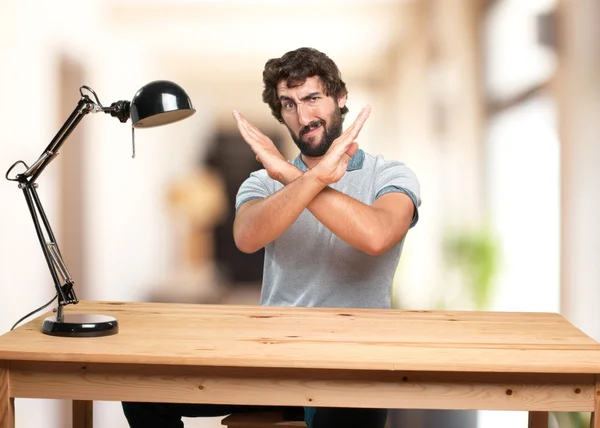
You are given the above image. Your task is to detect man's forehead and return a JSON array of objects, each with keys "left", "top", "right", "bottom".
[{"left": 277, "top": 76, "right": 324, "bottom": 97}]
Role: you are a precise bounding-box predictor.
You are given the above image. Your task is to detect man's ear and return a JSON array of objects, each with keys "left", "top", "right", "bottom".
[{"left": 337, "top": 94, "right": 347, "bottom": 109}]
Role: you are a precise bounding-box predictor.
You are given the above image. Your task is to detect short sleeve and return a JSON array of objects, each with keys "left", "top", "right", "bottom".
[
  {"left": 235, "top": 170, "right": 272, "bottom": 213},
  {"left": 374, "top": 160, "right": 421, "bottom": 228}
]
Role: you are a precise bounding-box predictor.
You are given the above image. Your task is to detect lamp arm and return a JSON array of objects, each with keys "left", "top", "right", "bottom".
[
  {"left": 3, "top": 95, "right": 98, "bottom": 318},
  {"left": 5, "top": 89, "right": 130, "bottom": 320},
  {"left": 23, "top": 96, "right": 97, "bottom": 184},
  {"left": 21, "top": 182, "right": 77, "bottom": 319}
]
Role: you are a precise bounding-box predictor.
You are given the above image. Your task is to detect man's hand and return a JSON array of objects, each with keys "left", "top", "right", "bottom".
[
  {"left": 233, "top": 110, "right": 297, "bottom": 184},
  {"left": 311, "top": 105, "right": 371, "bottom": 185}
]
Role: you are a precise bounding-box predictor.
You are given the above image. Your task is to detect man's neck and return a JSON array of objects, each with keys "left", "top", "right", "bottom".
[{"left": 301, "top": 154, "right": 323, "bottom": 170}]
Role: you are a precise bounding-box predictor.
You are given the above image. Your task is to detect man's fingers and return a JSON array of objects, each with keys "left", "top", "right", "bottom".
[
  {"left": 246, "top": 123, "right": 266, "bottom": 141},
  {"left": 233, "top": 110, "right": 259, "bottom": 141},
  {"left": 340, "top": 105, "right": 370, "bottom": 134},
  {"left": 245, "top": 119, "right": 264, "bottom": 135},
  {"left": 233, "top": 110, "right": 262, "bottom": 154},
  {"left": 234, "top": 117, "right": 253, "bottom": 143},
  {"left": 233, "top": 110, "right": 257, "bottom": 137},
  {"left": 346, "top": 142, "right": 359, "bottom": 158},
  {"left": 233, "top": 110, "right": 267, "bottom": 138},
  {"left": 233, "top": 110, "right": 269, "bottom": 143},
  {"left": 347, "top": 105, "right": 371, "bottom": 140},
  {"left": 329, "top": 105, "right": 371, "bottom": 151},
  {"left": 233, "top": 110, "right": 249, "bottom": 132},
  {"left": 232, "top": 109, "right": 248, "bottom": 128},
  {"left": 233, "top": 110, "right": 281, "bottom": 166},
  {"left": 331, "top": 141, "right": 358, "bottom": 162}
]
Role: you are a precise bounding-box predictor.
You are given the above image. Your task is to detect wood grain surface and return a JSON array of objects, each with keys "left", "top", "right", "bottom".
[
  {"left": 7, "top": 361, "right": 596, "bottom": 411},
  {"left": 0, "top": 301, "right": 599, "bottom": 374},
  {"left": 0, "top": 363, "right": 14, "bottom": 428}
]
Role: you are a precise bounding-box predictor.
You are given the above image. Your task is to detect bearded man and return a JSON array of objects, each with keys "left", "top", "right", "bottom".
[{"left": 122, "top": 47, "right": 421, "bottom": 428}]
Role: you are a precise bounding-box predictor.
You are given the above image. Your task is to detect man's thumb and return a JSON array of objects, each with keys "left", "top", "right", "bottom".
[{"left": 346, "top": 142, "right": 359, "bottom": 157}]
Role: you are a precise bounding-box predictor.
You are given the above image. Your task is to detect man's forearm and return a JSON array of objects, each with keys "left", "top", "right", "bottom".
[
  {"left": 307, "top": 187, "right": 403, "bottom": 255},
  {"left": 234, "top": 170, "right": 326, "bottom": 253},
  {"left": 281, "top": 166, "right": 408, "bottom": 255}
]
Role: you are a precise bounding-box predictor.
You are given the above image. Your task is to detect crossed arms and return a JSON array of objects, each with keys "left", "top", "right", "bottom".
[{"left": 232, "top": 107, "right": 416, "bottom": 256}]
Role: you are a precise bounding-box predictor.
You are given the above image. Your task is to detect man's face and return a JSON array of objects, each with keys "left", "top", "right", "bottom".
[{"left": 277, "top": 76, "right": 346, "bottom": 157}]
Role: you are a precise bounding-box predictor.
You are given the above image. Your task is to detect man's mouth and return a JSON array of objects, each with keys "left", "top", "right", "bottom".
[{"left": 301, "top": 122, "right": 323, "bottom": 138}]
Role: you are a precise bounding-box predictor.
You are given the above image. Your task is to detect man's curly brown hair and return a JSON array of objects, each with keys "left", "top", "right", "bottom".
[{"left": 262, "top": 47, "right": 349, "bottom": 123}]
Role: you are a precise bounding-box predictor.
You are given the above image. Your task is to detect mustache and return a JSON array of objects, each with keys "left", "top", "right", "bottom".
[{"left": 299, "top": 120, "right": 325, "bottom": 137}]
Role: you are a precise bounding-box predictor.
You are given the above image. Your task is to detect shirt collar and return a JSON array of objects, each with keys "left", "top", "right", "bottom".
[{"left": 292, "top": 149, "right": 365, "bottom": 172}]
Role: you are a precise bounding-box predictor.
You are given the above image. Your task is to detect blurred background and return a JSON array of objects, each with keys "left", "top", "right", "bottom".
[{"left": 0, "top": 0, "right": 598, "bottom": 427}]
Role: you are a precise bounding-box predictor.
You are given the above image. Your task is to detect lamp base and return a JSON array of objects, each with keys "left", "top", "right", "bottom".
[{"left": 42, "top": 314, "right": 119, "bottom": 337}]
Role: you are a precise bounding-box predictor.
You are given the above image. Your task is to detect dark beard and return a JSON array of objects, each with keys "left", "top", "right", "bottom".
[{"left": 288, "top": 108, "right": 343, "bottom": 157}]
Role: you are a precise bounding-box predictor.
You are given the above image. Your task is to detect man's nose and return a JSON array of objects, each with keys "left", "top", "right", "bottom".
[{"left": 297, "top": 103, "right": 314, "bottom": 126}]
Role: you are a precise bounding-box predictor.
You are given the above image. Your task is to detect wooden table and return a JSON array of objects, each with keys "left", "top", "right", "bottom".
[{"left": 1, "top": 301, "right": 599, "bottom": 428}]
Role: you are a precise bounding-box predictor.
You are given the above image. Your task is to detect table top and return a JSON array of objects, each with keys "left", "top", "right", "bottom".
[{"left": 0, "top": 301, "right": 599, "bottom": 374}]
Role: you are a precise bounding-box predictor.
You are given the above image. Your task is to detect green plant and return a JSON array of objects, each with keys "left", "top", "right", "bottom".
[
  {"left": 552, "top": 411, "right": 590, "bottom": 428},
  {"left": 442, "top": 226, "right": 500, "bottom": 310}
]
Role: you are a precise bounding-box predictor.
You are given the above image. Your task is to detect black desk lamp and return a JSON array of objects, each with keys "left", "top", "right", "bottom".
[{"left": 5, "top": 80, "right": 195, "bottom": 337}]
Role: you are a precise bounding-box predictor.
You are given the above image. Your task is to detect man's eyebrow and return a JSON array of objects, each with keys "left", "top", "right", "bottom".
[
  {"left": 299, "top": 92, "right": 322, "bottom": 102},
  {"left": 278, "top": 92, "right": 323, "bottom": 103}
]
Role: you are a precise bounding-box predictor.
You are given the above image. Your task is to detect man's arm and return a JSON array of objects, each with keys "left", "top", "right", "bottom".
[
  {"left": 232, "top": 106, "right": 416, "bottom": 255},
  {"left": 235, "top": 163, "right": 415, "bottom": 255},
  {"left": 309, "top": 186, "right": 414, "bottom": 256},
  {"left": 233, "top": 169, "right": 325, "bottom": 254},
  {"left": 232, "top": 108, "right": 366, "bottom": 253},
  {"left": 276, "top": 166, "right": 415, "bottom": 255}
]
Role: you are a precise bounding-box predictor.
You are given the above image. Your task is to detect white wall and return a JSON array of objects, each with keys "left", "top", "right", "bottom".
[{"left": 558, "top": 0, "right": 600, "bottom": 343}]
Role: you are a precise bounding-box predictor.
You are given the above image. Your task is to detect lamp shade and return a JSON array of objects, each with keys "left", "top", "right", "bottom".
[{"left": 130, "top": 80, "right": 195, "bottom": 128}]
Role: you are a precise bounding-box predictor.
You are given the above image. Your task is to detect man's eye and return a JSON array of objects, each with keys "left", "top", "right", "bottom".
[{"left": 284, "top": 102, "right": 295, "bottom": 109}]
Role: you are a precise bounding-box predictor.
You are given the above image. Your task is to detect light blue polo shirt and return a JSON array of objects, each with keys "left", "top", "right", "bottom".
[{"left": 234, "top": 149, "right": 421, "bottom": 310}]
